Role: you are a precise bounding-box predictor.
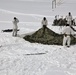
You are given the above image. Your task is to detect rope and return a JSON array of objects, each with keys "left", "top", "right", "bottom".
[{"left": 70, "top": 26, "right": 76, "bottom": 32}]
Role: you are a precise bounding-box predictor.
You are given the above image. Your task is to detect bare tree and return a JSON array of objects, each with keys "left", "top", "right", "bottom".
[
  {"left": 52, "top": 0, "right": 64, "bottom": 9},
  {"left": 52, "top": 0, "right": 56, "bottom": 9}
]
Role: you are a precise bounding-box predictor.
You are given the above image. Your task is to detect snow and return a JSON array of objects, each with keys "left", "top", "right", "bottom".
[{"left": 0, "top": 0, "right": 76, "bottom": 75}]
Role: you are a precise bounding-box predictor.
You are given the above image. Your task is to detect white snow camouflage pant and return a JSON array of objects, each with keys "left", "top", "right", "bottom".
[
  {"left": 12, "top": 29, "right": 17, "bottom": 36},
  {"left": 63, "top": 35, "right": 71, "bottom": 47}
]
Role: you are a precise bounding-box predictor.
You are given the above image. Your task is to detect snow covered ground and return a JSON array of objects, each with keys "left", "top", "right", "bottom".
[{"left": 0, "top": 0, "right": 76, "bottom": 75}]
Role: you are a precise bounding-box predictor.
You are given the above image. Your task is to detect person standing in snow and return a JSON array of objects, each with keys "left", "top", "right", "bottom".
[
  {"left": 41, "top": 17, "right": 48, "bottom": 34},
  {"left": 66, "top": 12, "right": 73, "bottom": 26},
  {"left": 62, "top": 24, "right": 75, "bottom": 47},
  {"left": 12, "top": 17, "right": 19, "bottom": 37}
]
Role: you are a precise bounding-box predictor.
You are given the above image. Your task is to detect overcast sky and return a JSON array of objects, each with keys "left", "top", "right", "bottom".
[{"left": 0, "top": 0, "right": 50, "bottom": 1}]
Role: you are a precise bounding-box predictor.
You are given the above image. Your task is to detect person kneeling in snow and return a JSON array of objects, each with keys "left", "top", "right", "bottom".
[
  {"left": 12, "top": 17, "right": 19, "bottom": 37},
  {"left": 62, "top": 24, "right": 75, "bottom": 47}
]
